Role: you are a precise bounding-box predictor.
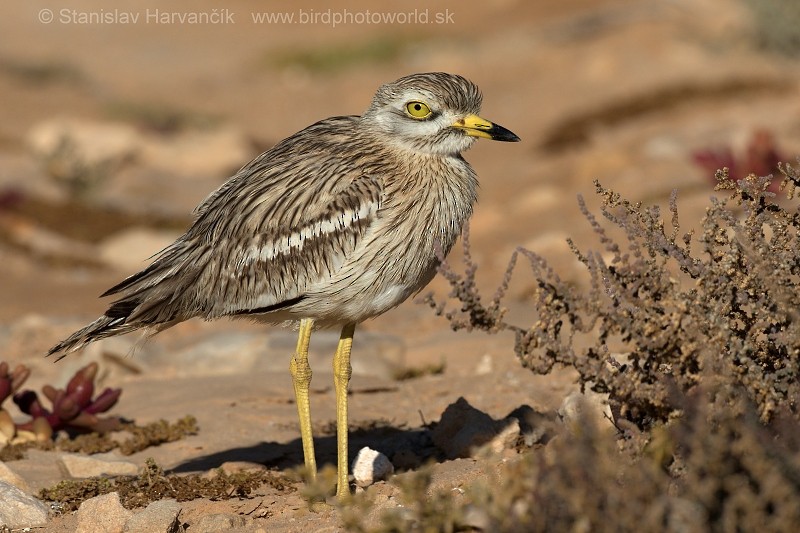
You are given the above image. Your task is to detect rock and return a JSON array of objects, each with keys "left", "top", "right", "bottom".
[
  {"left": 0, "top": 480, "right": 48, "bottom": 528},
  {"left": 98, "top": 227, "right": 181, "bottom": 272},
  {"left": 26, "top": 118, "right": 140, "bottom": 193},
  {"left": 10, "top": 429, "right": 38, "bottom": 445},
  {"left": 557, "top": 391, "right": 615, "bottom": 434},
  {"left": 347, "top": 332, "right": 405, "bottom": 379},
  {"left": 218, "top": 461, "right": 267, "bottom": 475},
  {"left": 432, "top": 397, "right": 521, "bottom": 459},
  {"left": 171, "top": 332, "right": 270, "bottom": 377},
  {"left": 59, "top": 453, "right": 139, "bottom": 478},
  {"left": 189, "top": 513, "right": 249, "bottom": 532},
  {"left": 474, "top": 353, "right": 493, "bottom": 375},
  {"left": 460, "top": 504, "right": 491, "bottom": 531},
  {"left": 482, "top": 417, "right": 521, "bottom": 456},
  {"left": 0, "top": 211, "right": 101, "bottom": 267},
  {"left": 139, "top": 126, "right": 250, "bottom": 177},
  {"left": 124, "top": 499, "right": 183, "bottom": 533},
  {"left": 27, "top": 118, "right": 140, "bottom": 165},
  {"left": 234, "top": 499, "right": 268, "bottom": 518},
  {"left": 351, "top": 447, "right": 394, "bottom": 488},
  {"left": 507, "top": 405, "right": 559, "bottom": 446},
  {"left": 0, "top": 410, "right": 16, "bottom": 441},
  {"left": 0, "top": 461, "right": 30, "bottom": 493},
  {"left": 75, "top": 492, "right": 133, "bottom": 533},
  {"left": 173, "top": 329, "right": 406, "bottom": 379}
]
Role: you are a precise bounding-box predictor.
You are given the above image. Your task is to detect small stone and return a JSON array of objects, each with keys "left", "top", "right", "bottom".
[
  {"left": 0, "top": 461, "right": 30, "bottom": 493},
  {"left": 124, "top": 499, "right": 183, "bottom": 533},
  {"left": 0, "top": 480, "right": 48, "bottom": 528},
  {"left": 474, "top": 353, "right": 493, "bottom": 375},
  {"left": 75, "top": 492, "right": 133, "bottom": 533},
  {"left": 0, "top": 410, "right": 15, "bottom": 441},
  {"left": 139, "top": 126, "right": 250, "bottom": 177},
  {"left": 507, "top": 405, "right": 559, "bottom": 446},
  {"left": 432, "top": 397, "right": 520, "bottom": 459},
  {"left": 190, "top": 513, "right": 248, "bottom": 532},
  {"left": 234, "top": 499, "right": 266, "bottom": 517},
  {"left": 352, "top": 447, "right": 394, "bottom": 488},
  {"left": 10, "top": 429, "right": 37, "bottom": 445},
  {"left": 171, "top": 332, "right": 269, "bottom": 377},
  {"left": 480, "top": 417, "right": 521, "bottom": 456},
  {"left": 27, "top": 118, "right": 140, "bottom": 170},
  {"left": 59, "top": 453, "right": 139, "bottom": 478},
  {"left": 460, "top": 504, "right": 491, "bottom": 531},
  {"left": 219, "top": 461, "right": 267, "bottom": 475},
  {"left": 557, "top": 391, "right": 615, "bottom": 434}
]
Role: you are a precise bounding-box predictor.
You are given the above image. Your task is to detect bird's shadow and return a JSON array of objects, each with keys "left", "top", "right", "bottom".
[{"left": 169, "top": 424, "right": 435, "bottom": 474}]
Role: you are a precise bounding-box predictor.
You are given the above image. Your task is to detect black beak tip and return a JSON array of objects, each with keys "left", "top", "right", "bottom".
[{"left": 490, "top": 124, "right": 521, "bottom": 142}]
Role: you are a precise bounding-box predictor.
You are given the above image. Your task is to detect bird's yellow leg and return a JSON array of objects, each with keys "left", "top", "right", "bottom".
[
  {"left": 290, "top": 318, "right": 316, "bottom": 481},
  {"left": 333, "top": 323, "right": 356, "bottom": 499}
]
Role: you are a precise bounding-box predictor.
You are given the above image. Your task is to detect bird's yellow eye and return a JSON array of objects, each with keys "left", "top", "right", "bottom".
[{"left": 406, "top": 101, "right": 432, "bottom": 119}]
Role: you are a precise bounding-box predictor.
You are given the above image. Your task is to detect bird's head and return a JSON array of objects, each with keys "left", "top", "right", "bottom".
[{"left": 362, "top": 72, "right": 520, "bottom": 156}]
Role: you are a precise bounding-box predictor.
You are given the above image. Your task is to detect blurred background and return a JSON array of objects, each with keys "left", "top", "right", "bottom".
[{"left": 0, "top": 0, "right": 799, "bottom": 397}]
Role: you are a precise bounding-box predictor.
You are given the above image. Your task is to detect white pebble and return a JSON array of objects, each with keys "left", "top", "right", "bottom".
[{"left": 351, "top": 446, "right": 394, "bottom": 488}]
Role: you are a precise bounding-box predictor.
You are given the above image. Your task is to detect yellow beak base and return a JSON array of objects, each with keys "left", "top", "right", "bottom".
[{"left": 452, "top": 113, "right": 520, "bottom": 142}]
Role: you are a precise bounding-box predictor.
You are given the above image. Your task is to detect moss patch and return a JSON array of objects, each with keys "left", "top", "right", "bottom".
[{"left": 40, "top": 458, "right": 295, "bottom": 512}]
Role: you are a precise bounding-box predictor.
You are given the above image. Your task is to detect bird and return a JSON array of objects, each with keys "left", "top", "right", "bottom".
[{"left": 48, "top": 72, "right": 520, "bottom": 499}]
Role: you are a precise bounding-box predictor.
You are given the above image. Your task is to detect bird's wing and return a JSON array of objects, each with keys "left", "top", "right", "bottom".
[
  {"left": 202, "top": 168, "right": 384, "bottom": 318},
  {"left": 102, "top": 118, "right": 385, "bottom": 322}
]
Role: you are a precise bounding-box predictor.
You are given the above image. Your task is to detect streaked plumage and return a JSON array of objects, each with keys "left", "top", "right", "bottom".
[{"left": 48, "top": 72, "right": 519, "bottom": 498}]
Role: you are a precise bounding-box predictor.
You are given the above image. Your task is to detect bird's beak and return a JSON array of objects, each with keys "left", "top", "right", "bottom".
[{"left": 452, "top": 114, "right": 520, "bottom": 142}]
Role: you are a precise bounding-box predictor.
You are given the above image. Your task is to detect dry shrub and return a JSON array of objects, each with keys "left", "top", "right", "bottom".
[
  {"left": 364, "top": 165, "right": 800, "bottom": 532},
  {"left": 428, "top": 161, "right": 800, "bottom": 429},
  {"left": 377, "top": 160, "right": 800, "bottom": 532}
]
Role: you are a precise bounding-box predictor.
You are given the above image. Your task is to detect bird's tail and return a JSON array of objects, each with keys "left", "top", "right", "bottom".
[
  {"left": 47, "top": 258, "right": 188, "bottom": 361},
  {"left": 47, "top": 233, "right": 206, "bottom": 360},
  {"left": 47, "top": 313, "right": 141, "bottom": 361}
]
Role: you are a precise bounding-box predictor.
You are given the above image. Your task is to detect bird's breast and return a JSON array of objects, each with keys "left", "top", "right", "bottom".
[{"left": 298, "top": 154, "right": 478, "bottom": 324}]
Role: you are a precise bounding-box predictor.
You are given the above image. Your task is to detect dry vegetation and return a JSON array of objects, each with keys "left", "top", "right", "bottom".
[
  {"left": 41, "top": 458, "right": 294, "bottom": 513},
  {"left": 430, "top": 162, "right": 800, "bottom": 428},
  {"left": 389, "top": 161, "right": 800, "bottom": 532}
]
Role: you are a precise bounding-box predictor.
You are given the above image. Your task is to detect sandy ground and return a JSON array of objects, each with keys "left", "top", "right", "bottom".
[{"left": 1, "top": 0, "right": 799, "bottom": 530}]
